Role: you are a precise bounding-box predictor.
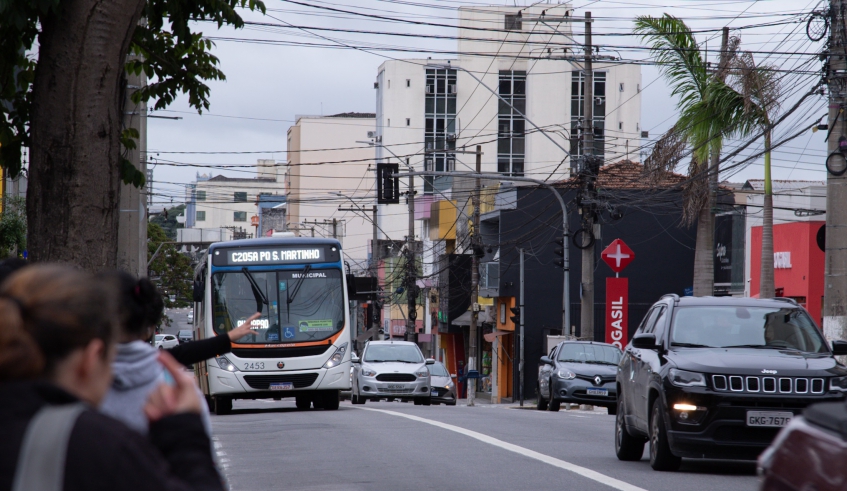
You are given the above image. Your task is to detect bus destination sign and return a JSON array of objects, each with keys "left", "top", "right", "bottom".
[{"left": 212, "top": 245, "right": 339, "bottom": 266}]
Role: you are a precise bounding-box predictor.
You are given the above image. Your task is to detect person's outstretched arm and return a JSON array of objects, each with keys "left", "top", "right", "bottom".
[{"left": 166, "top": 313, "right": 260, "bottom": 366}]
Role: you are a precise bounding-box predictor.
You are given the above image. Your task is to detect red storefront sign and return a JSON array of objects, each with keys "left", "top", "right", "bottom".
[{"left": 606, "top": 277, "right": 629, "bottom": 349}]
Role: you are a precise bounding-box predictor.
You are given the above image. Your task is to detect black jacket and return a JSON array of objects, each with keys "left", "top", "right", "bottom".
[
  {"left": 167, "top": 334, "right": 231, "bottom": 367},
  {"left": 0, "top": 382, "right": 224, "bottom": 491}
]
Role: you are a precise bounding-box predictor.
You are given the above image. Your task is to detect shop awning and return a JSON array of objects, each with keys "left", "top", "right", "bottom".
[
  {"left": 452, "top": 309, "right": 493, "bottom": 326},
  {"left": 483, "top": 330, "right": 511, "bottom": 342}
]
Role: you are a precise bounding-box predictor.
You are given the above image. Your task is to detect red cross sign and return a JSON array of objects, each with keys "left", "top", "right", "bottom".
[{"left": 601, "top": 238, "right": 635, "bottom": 273}]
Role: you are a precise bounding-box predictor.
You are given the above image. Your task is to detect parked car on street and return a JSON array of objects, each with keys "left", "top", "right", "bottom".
[
  {"left": 187, "top": 311, "right": 194, "bottom": 323},
  {"left": 428, "top": 361, "right": 457, "bottom": 405},
  {"left": 537, "top": 341, "right": 621, "bottom": 413},
  {"left": 177, "top": 329, "right": 194, "bottom": 344},
  {"left": 153, "top": 334, "right": 179, "bottom": 350},
  {"left": 351, "top": 340, "right": 434, "bottom": 405},
  {"left": 615, "top": 294, "right": 847, "bottom": 472},
  {"left": 758, "top": 400, "right": 847, "bottom": 491}
]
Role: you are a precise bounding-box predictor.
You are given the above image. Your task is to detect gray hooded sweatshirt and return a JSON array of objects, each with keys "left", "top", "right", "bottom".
[{"left": 100, "top": 340, "right": 212, "bottom": 436}]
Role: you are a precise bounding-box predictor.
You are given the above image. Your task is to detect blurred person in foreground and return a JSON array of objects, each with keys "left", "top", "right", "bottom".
[{"left": 0, "top": 264, "right": 223, "bottom": 491}]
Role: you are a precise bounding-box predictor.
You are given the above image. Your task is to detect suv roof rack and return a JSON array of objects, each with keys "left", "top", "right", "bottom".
[{"left": 771, "top": 297, "right": 799, "bottom": 306}]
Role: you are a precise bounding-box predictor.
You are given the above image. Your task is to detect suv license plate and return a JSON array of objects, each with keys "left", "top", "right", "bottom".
[
  {"left": 586, "top": 388, "right": 608, "bottom": 396},
  {"left": 747, "top": 411, "right": 793, "bottom": 427},
  {"left": 269, "top": 382, "right": 293, "bottom": 391},
  {"left": 386, "top": 384, "right": 405, "bottom": 389}
]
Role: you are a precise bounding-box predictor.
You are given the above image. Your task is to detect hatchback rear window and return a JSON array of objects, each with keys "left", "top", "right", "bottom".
[{"left": 671, "top": 306, "right": 827, "bottom": 353}]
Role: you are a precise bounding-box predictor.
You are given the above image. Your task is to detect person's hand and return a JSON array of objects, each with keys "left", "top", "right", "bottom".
[
  {"left": 228, "top": 312, "right": 261, "bottom": 341},
  {"left": 144, "top": 351, "right": 203, "bottom": 422}
]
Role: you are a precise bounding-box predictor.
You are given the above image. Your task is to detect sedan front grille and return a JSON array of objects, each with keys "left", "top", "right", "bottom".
[
  {"left": 711, "top": 375, "right": 825, "bottom": 395},
  {"left": 376, "top": 373, "right": 417, "bottom": 382},
  {"left": 377, "top": 388, "right": 414, "bottom": 393}
]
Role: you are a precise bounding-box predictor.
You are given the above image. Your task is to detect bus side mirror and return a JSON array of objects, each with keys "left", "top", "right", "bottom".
[{"left": 192, "top": 280, "right": 204, "bottom": 303}]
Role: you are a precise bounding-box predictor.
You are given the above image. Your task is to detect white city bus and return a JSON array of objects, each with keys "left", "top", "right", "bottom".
[{"left": 192, "top": 237, "right": 352, "bottom": 414}]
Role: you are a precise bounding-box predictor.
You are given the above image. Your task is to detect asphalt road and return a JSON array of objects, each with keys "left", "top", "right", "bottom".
[{"left": 210, "top": 398, "right": 761, "bottom": 491}]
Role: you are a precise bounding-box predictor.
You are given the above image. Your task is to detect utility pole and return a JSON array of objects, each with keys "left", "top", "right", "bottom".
[
  {"left": 580, "top": 12, "right": 596, "bottom": 341},
  {"left": 825, "top": 1, "right": 847, "bottom": 344},
  {"left": 468, "top": 145, "right": 482, "bottom": 407},
  {"left": 519, "top": 247, "right": 525, "bottom": 407},
  {"left": 407, "top": 158, "right": 417, "bottom": 342},
  {"left": 372, "top": 205, "right": 380, "bottom": 341}
]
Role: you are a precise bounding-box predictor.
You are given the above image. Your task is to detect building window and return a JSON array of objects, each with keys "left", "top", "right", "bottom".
[
  {"left": 388, "top": 80, "right": 391, "bottom": 89},
  {"left": 497, "top": 70, "right": 526, "bottom": 177},
  {"left": 196, "top": 190, "right": 206, "bottom": 201},
  {"left": 424, "top": 67, "right": 457, "bottom": 194},
  {"left": 234, "top": 191, "right": 247, "bottom": 202},
  {"left": 637, "top": 83, "right": 641, "bottom": 93},
  {"left": 196, "top": 211, "right": 206, "bottom": 221},
  {"left": 234, "top": 211, "right": 247, "bottom": 222},
  {"left": 618, "top": 121, "right": 623, "bottom": 130},
  {"left": 406, "top": 79, "right": 410, "bottom": 87},
  {"left": 619, "top": 83, "right": 624, "bottom": 92},
  {"left": 406, "top": 118, "right": 410, "bottom": 126},
  {"left": 570, "top": 70, "right": 606, "bottom": 162},
  {"left": 387, "top": 119, "right": 390, "bottom": 126},
  {"left": 505, "top": 14, "right": 522, "bottom": 31}
]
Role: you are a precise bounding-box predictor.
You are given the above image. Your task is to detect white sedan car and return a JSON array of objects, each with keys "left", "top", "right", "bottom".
[{"left": 154, "top": 334, "right": 179, "bottom": 349}]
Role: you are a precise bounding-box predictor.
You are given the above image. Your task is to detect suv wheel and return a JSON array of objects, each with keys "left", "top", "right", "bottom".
[
  {"left": 547, "top": 380, "right": 560, "bottom": 412},
  {"left": 615, "top": 401, "right": 645, "bottom": 461},
  {"left": 649, "top": 399, "right": 682, "bottom": 471},
  {"left": 422, "top": 397, "right": 432, "bottom": 406},
  {"left": 537, "top": 384, "right": 549, "bottom": 411}
]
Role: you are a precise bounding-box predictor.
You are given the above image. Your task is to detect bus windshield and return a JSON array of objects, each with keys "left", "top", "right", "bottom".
[{"left": 211, "top": 268, "right": 344, "bottom": 344}]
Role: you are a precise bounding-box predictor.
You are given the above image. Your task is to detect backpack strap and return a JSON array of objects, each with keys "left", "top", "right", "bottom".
[{"left": 12, "top": 403, "right": 86, "bottom": 491}]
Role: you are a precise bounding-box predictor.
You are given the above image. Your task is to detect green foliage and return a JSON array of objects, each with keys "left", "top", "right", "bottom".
[
  {"left": 150, "top": 204, "right": 185, "bottom": 240},
  {"left": 0, "top": 0, "right": 265, "bottom": 179},
  {"left": 0, "top": 196, "right": 26, "bottom": 258},
  {"left": 148, "top": 222, "right": 193, "bottom": 308}
]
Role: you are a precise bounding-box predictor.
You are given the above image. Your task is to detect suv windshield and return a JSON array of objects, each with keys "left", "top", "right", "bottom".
[
  {"left": 364, "top": 344, "right": 424, "bottom": 363},
  {"left": 557, "top": 343, "right": 622, "bottom": 365},
  {"left": 211, "top": 269, "right": 344, "bottom": 344},
  {"left": 671, "top": 306, "right": 827, "bottom": 353},
  {"left": 428, "top": 363, "right": 449, "bottom": 377}
]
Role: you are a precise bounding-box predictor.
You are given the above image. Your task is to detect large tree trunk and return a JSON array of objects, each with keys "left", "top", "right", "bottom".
[
  {"left": 760, "top": 134, "right": 775, "bottom": 299},
  {"left": 692, "top": 203, "right": 714, "bottom": 296},
  {"left": 28, "top": 0, "right": 145, "bottom": 270}
]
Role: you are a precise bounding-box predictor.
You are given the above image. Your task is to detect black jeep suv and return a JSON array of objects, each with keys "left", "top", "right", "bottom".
[{"left": 615, "top": 294, "right": 847, "bottom": 471}]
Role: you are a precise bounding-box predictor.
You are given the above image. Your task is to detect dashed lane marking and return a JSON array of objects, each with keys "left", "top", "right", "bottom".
[{"left": 357, "top": 407, "right": 647, "bottom": 491}]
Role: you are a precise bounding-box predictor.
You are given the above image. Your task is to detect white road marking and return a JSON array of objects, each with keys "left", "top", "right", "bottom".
[{"left": 358, "top": 407, "right": 647, "bottom": 491}]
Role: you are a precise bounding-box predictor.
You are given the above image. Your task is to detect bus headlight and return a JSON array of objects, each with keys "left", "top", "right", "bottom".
[
  {"left": 323, "top": 343, "right": 348, "bottom": 369},
  {"left": 215, "top": 356, "right": 239, "bottom": 372}
]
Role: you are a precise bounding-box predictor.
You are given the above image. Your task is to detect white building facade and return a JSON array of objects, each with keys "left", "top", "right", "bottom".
[{"left": 373, "top": 4, "right": 642, "bottom": 244}]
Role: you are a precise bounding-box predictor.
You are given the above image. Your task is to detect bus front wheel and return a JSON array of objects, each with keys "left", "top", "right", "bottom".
[
  {"left": 214, "top": 396, "right": 232, "bottom": 415},
  {"left": 295, "top": 395, "right": 312, "bottom": 410}
]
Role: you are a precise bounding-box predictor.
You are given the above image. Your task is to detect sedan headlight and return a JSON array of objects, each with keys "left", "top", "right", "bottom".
[
  {"left": 446, "top": 380, "right": 455, "bottom": 388},
  {"left": 360, "top": 367, "right": 377, "bottom": 377},
  {"left": 669, "top": 368, "right": 706, "bottom": 387},
  {"left": 557, "top": 369, "right": 576, "bottom": 380},
  {"left": 830, "top": 376, "right": 847, "bottom": 391},
  {"left": 323, "top": 342, "right": 348, "bottom": 369},
  {"left": 214, "top": 356, "right": 239, "bottom": 372},
  {"left": 415, "top": 368, "right": 430, "bottom": 378}
]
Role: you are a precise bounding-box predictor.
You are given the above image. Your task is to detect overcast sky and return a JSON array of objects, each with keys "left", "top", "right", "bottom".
[{"left": 147, "top": 0, "right": 830, "bottom": 210}]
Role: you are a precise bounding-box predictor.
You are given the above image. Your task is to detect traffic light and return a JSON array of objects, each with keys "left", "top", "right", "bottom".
[
  {"left": 553, "top": 237, "right": 566, "bottom": 268},
  {"left": 509, "top": 306, "right": 520, "bottom": 326}
]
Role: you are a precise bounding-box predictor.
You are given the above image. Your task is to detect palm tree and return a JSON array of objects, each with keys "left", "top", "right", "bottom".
[
  {"left": 634, "top": 15, "right": 754, "bottom": 296},
  {"left": 730, "top": 52, "right": 780, "bottom": 298}
]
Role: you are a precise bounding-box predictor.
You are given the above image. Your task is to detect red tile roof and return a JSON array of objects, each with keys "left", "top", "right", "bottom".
[{"left": 557, "top": 160, "right": 687, "bottom": 189}]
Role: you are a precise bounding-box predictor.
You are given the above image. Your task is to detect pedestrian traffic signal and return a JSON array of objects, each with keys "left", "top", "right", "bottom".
[
  {"left": 553, "top": 237, "right": 566, "bottom": 268},
  {"left": 509, "top": 306, "right": 520, "bottom": 325}
]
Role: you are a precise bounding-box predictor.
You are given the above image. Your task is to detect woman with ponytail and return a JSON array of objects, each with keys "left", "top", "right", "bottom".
[{"left": 0, "top": 265, "right": 223, "bottom": 491}]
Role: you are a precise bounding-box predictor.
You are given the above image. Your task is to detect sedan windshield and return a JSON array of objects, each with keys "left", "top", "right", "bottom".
[
  {"left": 364, "top": 344, "right": 424, "bottom": 363},
  {"left": 211, "top": 269, "right": 344, "bottom": 344},
  {"left": 557, "top": 344, "right": 622, "bottom": 365},
  {"left": 428, "top": 363, "right": 449, "bottom": 377},
  {"left": 671, "top": 306, "right": 827, "bottom": 353}
]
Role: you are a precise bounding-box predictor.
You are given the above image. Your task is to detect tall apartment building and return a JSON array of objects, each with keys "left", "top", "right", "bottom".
[
  {"left": 373, "top": 4, "right": 642, "bottom": 246},
  {"left": 286, "top": 113, "right": 376, "bottom": 269}
]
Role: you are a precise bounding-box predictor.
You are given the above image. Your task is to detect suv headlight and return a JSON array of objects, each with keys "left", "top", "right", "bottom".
[
  {"left": 415, "top": 368, "right": 430, "bottom": 378},
  {"left": 830, "top": 376, "right": 847, "bottom": 391},
  {"left": 669, "top": 368, "right": 706, "bottom": 387},
  {"left": 214, "top": 356, "right": 239, "bottom": 372},
  {"left": 323, "top": 342, "right": 348, "bottom": 369},
  {"left": 557, "top": 369, "right": 576, "bottom": 380},
  {"left": 360, "top": 367, "right": 377, "bottom": 377}
]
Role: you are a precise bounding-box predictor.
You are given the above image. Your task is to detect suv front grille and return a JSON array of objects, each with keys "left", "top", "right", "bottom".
[
  {"left": 712, "top": 375, "right": 825, "bottom": 395},
  {"left": 376, "top": 373, "right": 417, "bottom": 382}
]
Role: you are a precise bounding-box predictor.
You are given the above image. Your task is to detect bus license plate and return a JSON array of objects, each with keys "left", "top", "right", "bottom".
[
  {"left": 586, "top": 388, "right": 608, "bottom": 396},
  {"left": 270, "top": 382, "right": 293, "bottom": 391},
  {"left": 747, "top": 411, "right": 793, "bottom": 427}
]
